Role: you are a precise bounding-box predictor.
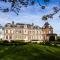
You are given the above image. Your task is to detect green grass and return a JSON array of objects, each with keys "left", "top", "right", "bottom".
[{"left": 0, "top": 44, "right": 60, "bottom": 60}]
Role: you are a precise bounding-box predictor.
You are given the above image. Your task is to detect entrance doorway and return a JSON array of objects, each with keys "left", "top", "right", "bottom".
[{"left": 49, "top": 36, "right": 55, "bottom": 41}]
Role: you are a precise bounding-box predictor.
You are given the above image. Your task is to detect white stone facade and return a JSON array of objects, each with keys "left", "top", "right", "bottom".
[
  {"left": 4, "top": 21, "right": 56, "bottom": 43},
  {"left": 4, "top": 22, "right": 44, "bottom": 42}
]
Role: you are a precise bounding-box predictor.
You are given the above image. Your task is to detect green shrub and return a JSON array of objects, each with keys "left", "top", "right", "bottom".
[
  {"left": 39, "top": 42, "right": 45, "bottom": 45},
  {"left": 57, "top": 36, "right": 60, "bottom": 42},
  {"left": 10, "top": 40, "right": 28, "bottom": 45},
  {"left": 45, "top": 41, "right": 51, "bottom": 46},
  {"left": 3, "top": 40, "right": 9, "bottom": 43},
  {"left": 0, "top": 40, "right": 30, "bottom": 45}
]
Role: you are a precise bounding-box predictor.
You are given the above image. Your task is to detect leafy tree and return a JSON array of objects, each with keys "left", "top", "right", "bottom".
[
  {"left": 0, "top": 0, "right": 60, "bottom": 18},
  {"left": 44, "top": 0, "right": 49, "bottom": 2},
  {"left": 0, "top": 0, "right": 50, "bottom": 15},
  {"left": 42, "top": 6, "right": 60, "bottom": 21}
]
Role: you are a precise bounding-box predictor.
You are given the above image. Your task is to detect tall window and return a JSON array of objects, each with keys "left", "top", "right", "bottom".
[
  {"left": 6, "top": 30, "right": 10, "bottom": 33},
  {"left": 6, "top": 30, "right": 8, "bottom": 33},
  {"left": 6, "top": 35, "right": 8, "bottom": 39},
  {"left": 12, "top": 30, "right": 13, "bottom": 33},
  {"left": 11, "top": 30, "right": 13, "bottom": 33},
  {"left": 37, "top": 31, "right": 38, "bottom": 34},
  {"left": 20, "top": 30, "right": 21, "bottom": 33},
  {"left": 9, "top": 36, "right": 12, "bottom": 39},
  {"left": 8, "top": 30, "right": 10, "bottom": 33},
  {"left": 25, "top": 30, "right": 26, "bottom": 32}
]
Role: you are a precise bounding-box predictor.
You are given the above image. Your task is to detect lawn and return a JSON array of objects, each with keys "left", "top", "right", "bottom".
[{"left": 0, "top": 44, "right": 60, "bottom": 60}]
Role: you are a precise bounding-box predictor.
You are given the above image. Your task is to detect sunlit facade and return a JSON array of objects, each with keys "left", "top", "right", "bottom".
[{"left": 4, "top": 21, "right": 57, "bottom": 42}]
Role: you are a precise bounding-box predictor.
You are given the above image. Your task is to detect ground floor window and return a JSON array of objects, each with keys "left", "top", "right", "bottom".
[
  {"left": 9, "top": 36, "right": 12, "bottom": 39},
  {"left": 6, "top": 35, "right": 8, "bottom": 39}
]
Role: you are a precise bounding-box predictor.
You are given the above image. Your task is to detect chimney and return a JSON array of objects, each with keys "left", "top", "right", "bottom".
[
  {"left": 32, "top": 23, "right": 34, "bottom": 26},
  {"left": 12, "top": 21, "right": 14, "bottom": 25}
]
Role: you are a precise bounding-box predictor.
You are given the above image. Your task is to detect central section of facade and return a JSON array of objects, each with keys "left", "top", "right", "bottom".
[{"left": 4, "top": 21, "right": 43, "bottom": 42}]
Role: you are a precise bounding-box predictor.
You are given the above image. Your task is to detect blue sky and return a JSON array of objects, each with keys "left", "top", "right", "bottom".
[{"left": 0, "top": 0, "right": 60, "bottom": 35}]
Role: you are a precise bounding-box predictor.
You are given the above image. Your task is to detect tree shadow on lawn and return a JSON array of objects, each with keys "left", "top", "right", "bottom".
[{"left": 0, "top": 44, "right": 60, "bottom": 60}]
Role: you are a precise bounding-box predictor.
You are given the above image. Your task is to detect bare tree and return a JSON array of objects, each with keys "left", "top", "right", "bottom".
[{"left": 42, "top": 6, "right": 60, "bottom": 21}]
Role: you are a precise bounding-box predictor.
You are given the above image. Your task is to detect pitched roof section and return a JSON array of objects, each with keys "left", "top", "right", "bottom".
[
  {"left": 42, "top": 22, "right": 53, "bottom": 29},
  {"left": 5, "top": 21, "right": 53, "bottom": 29},
  {"left": 5, "top": 21, "right": 41, "bottom": 29}
]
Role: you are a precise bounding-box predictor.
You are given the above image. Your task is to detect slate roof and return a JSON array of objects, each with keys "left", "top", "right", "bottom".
[{"left": 42, "top": 22, "right": 53, "bottom": 29}]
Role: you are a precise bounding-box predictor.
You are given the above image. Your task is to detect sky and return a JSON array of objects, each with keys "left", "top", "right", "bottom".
[{"left": 0, "top": 0, "right": 60, "bottom": 35}]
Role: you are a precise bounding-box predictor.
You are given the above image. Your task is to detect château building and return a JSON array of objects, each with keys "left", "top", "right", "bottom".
[{"left": 4, "top": 21, "right": 57, "bottom": 43}]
